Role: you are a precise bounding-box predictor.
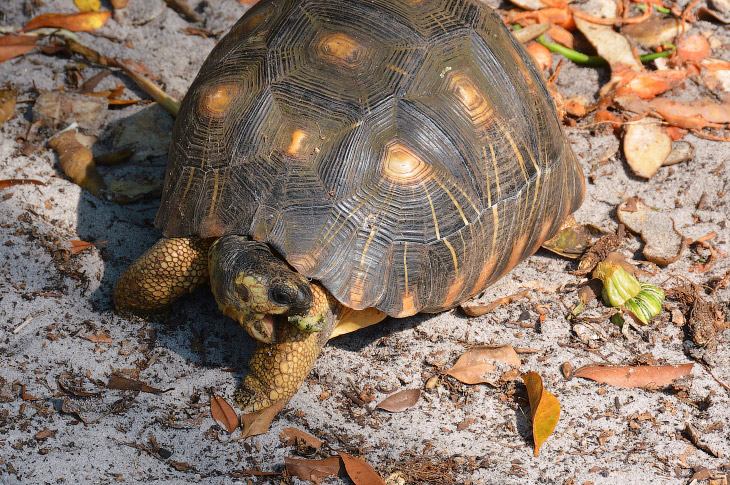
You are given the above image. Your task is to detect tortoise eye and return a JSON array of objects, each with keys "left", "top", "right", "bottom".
[{"left": 268, "top": 285, "right": 296, "bottom": 307}]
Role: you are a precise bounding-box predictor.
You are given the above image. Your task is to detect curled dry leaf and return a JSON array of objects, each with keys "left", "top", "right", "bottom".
[
  {"left": 541, "top": 216, "right": 606, "bottom": 259},
  {"left": 662, "top": 141, "right": 694, "bottom": 166},
  {"left": 460, "top": 290, "right": 529, "bottom": 316},
  {"left": 617, "top": 198, "right": 686, "bottom": 265},
  {"left": 210, "top": 392, "right": 239, "bottom": 434},
  {"left": 0, "top": 86, "right": 17, "bottom": 124},
  {"left": 614, "top": 70, "right": 687, "bottom": 99},
  {"left": 338, "top": 451, "right": 386, "bottom": 485},
  {"left": 0, "top": 179, "right": 45, "bottom": 190},
  {"left": 572, "top": 363, "right": 694, "bottom": 387},
  {"left": 23, "top": 11, "right": 111, "bottom": 32},
  {"left": 677, "top": 34, "right": 711, "bottom": 62},
  {"left": 522, "top": 372, "right": 560, "bottom": 457},
  {"left": 48, "top": 130, "right": 107, "bottom": 197},
  {"left": 280, "top": 427, "right": 323, "bottom": 449},
  {"left": 526, "top": 42, "right": 552, "bottom": 71},
  {"left": 623, "top": 119, "right": 672, "bottom": 179},
  {"left": 375, "top": 388, "right": 420, "bottom": 412},
  {"left": 285, "top": 456, "right": 344, "bottom": 482},
  {"left": 239, "top": 399, "right": 286, "bottom": 438},
  {"left": 616, "top": 95, "right": 730, "bottom": 128},
  {"left": 573, "top": 5, "right": 641, "bottom": 71},
  {"left": 512, "top": 23, "right": 551, "bottom": 44},
  {"left": 622, "top": 17, "right": 685, "bottom": 48}
]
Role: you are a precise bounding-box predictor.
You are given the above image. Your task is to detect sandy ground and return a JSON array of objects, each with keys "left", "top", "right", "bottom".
[{"left": 1, "top": 0, "right": 729, "bottom": 483}]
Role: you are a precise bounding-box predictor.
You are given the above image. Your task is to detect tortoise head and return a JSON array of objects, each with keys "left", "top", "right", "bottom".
[{"left": 208, "top": 235, "right": 316, "bottom": 343}]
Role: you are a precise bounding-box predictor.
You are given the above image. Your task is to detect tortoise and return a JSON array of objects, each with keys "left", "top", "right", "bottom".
[{"left": 114, "top": 0, "right": 584, "bottom": 413}]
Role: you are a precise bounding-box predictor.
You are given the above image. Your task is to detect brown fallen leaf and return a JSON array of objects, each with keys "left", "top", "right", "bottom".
[
  {"left": 280, "top": 427, "right": 323, "bottom": 449},
  {"left": 67, "top": 239, "right": 108, "bottom": 255},
  {"left": 375, "top": 388, "right": 420, "bottom": 412},
  {"left": 338, "top": 451, "right": 386, "bottom": 485},
  {"left": 0, "top": 85, "right": 17, "bottom": 124},
  {"left": 522, "top": 372, "right": 560, "bottom": 457},
  {"left": 210, "top": 392, "right": 239, "bottom": 434},
  {"left": 572, "top": 363, "right": 694, "bottom": 387},
  {"left": 460, "top": 290, "right": 529, "bottom": 317},
  {"left": 239, "top": 399, "right": 286, "bottom": 438},
  {"left": 0, "top": 35, "right": 38, "bottom": 64},
  {"left": 285, "top": 456, "right": 344, "bottom": 482},
  {"left": 0, "top": 179, "right": 45, "bottom": 190},
  {"left": 616, "top": 95, "right": 730, "bottom": 127},
  {"left": 106, "top": 375, "right": 170, "bottom": 394},
  {"left": 614, "top": 70, "right": 687, "bottom": 99},
  {"left": 617, "top": 198, "right": 686, "bottom": 265},
  {"left": 48, "top": 129, "right": 107, "bottom": 197},
  {"left": 445, "top": 345, "right": 521, "bottom": 384},
  {"left": 81, "top": 333, "right": 112, "bottom": 343},
  {"left": 21, "top": 384, "right": 39, "bottom": 401},
  {"left": 23, "top": 11, "right": 111, "bottom": 32},
  {"left": 623, "top": 119, "right": 672, "bottom": 179}
]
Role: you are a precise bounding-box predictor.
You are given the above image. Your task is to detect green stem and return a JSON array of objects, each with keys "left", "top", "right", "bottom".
[
  {"left": 536, "top": 35, "right": 606, "bottom": 66},
  {"left": 636, "top": 3, "right": 672, "bottom": 14}
]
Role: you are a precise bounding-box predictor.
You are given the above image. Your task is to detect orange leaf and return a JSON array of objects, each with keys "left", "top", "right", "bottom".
[
  {"left": 285, "top": 456, "right": 344, "bottom": 481},
  {"left": 23, "top": 11, "right": 111, "bottom": 32},
  {"left": 522, "top": 372, "right": 560, "bottom": 457},
  {"left": 572, "top": 364, "right": 694, "bottom": 387},
  {"left": 280, "top": 427, "right": 323, "bottom": 449},
  {"left": 375, "top": 388, "right": 420, "bottom": 412},
  {"left": 239, "top": 399, "right": 285, "bottom": 438},
  {"left": 0, "top": 35, "right": 38, "bottom": 63},
  {"left": 677, "top": 34, "right": 711, "bottom": 62},
  {"left": 67, "top": 239, "right": 108, "bottom": 254},
  {"left": 526, "top": 42, "right": 552, "bottom": 71},
  {"left": 210, "top": 392, "right": 239, "bottom": 434},
  {"left": 81, "top": 333, "right": 112, "bottom": 343},
  {"left": 338, "top": 452, "right": 386, "bottom": 485},
  {"left": 0, "top": 179, "right": 45, "bottom": 190},
  {"left": 615, "top": 70, "right": 687, "bottom": 99}
]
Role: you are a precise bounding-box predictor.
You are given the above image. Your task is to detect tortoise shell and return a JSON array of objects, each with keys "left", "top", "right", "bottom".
[{"left": 156, "top": 0, "right": 585, "bottom": 318}]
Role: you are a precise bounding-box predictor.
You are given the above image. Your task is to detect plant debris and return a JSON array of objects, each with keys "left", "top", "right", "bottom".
[{"left": 573, "top": 363, "right": 694, "bottom": 387}]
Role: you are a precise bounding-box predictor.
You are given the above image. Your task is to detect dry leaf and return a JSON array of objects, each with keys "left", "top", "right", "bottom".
[
  {"left": 210, "top": 392, "right": 239, "bottom": 434},
  {"left": 106, "top": 375, "right": 169, "bottom": 394},
  {"left": 541, "top": 217, "right": 606, "bottom": 259},
  {"left": 446, "top": 346, "right": 523, "bottom": 384},
  {"left": 239, "top": 399, "right": 286, "bottom": 438},
  {"left": 67, "top": 239, "right": 108, "bottom": 254},
  {"left": 48, "top": 130, "right": 107, "bottom": 197},
  {"left": 677, "top": 34, "right": 711, "bottom": 62},
  {"left": 280, "top": 427, "right": 323, "bottom": 449},
  {"left": 23, "top": 11, "right": 111, "bottom": 32},
  {"left": 616, "top": 198, "right": 686, "bottom": 265},
  {"left": 81, "top": 333, "right": 112, "bottom": 343},
  {"left": 622, "top": 17, "right": 685, "bottom": 49},
  {"left": 21, "top": 384, "right": 39, "bottom": 401},
  {"left": 0, "top": 35, "right": 38, "bottom": 64},
  {"left": 285, "top": 456, "right": 344, "bottom": 482},
  {"left": 623, "top": 119, "right": 672, "bottom": 179},
  {"left": 338, "top": 451, "right": 386, "bottom": 485},
  {"left": 0, "top": 86, "right": 18, "bottom": 124},
  {"left": 460, "top": 290, "right": 529, "bottom": 316},
  {"left": 572, "top": 363, "right": 694, "bottom": 387},
  {"left": 616, "top": 95, "right": 730, "bottom": 128},
  {"left": 526, "top": 42, "right": 552, "bottom": 71},
  {"left": 74, "top": 0, "right": 101, "bottom": 12},
  {"left": 375, "top": 389, "right": 420, "bottom": 412},
  {"left": 0, "top": 179, "right": 45, "bottom": 190},
  {"left": 522, "top": 372, "right": 560, "bottom": 457},
  {"left": 614, "top": 70, "right": 688, "bottom": 99}
]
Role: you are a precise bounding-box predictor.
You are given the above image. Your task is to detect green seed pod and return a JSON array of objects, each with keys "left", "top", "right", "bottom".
[
  {"left": 611, "top": 282, "right": 665, "bottom": 327},
  {"left": 594, "top": 261, "right": 642, "bottom": 307}
]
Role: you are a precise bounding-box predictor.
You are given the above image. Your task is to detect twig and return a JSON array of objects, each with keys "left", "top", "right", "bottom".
[
  {"left": 570, "top": 5, "right": 652, "bottom": 25},
  {"left": 13, "top": 312, "right": 42, "bottom": 334}
]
